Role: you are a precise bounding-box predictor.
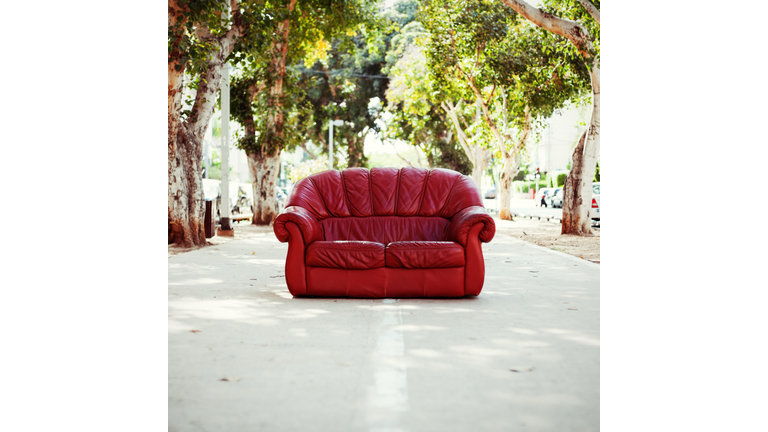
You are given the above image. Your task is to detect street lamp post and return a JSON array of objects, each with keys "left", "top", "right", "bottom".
[
  {"left": 219, "top": 3, "right": 233, "bottom": 233},
  {"left": 329, "top": 119, "right": 344, "bottom": 169},
  {"left": 220, "top": 62, "right": 231, "bottom": 232}
]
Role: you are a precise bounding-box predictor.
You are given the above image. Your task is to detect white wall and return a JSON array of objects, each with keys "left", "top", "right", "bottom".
[{"left": 530, "top": 104, "right": 590, "bottom": 173}]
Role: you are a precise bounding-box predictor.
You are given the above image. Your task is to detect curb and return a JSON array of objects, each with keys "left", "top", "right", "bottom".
[{"left": 512, "top": 212, "right": 561, "bottom": 222}]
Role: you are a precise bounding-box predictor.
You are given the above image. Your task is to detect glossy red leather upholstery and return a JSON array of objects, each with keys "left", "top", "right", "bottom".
[
  {"left": 273, "top": 167, "right": 496, "bottom": 298},
  {"left": 385, "top": 241, "right": 464, "bottom": 269},
  {"left": 306, "top": 241, "right": 385, "bottom": 269}
]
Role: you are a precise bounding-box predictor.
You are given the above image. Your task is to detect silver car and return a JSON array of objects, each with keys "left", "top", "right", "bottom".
[{"left": 548, "top": 188, "right": 563, "bottom": 208}]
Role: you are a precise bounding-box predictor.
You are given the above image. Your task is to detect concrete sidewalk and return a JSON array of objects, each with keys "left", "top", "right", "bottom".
[{"left": 169, "top": 227, "right": 600, "bottom": 432}]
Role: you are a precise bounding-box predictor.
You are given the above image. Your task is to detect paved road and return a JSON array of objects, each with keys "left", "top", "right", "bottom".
[
  {"left": 485, "top": 198, "right": 599, "bottom": 228},
  {"left": 484, "top": 198, "right": 563, "bottom": 218},
  {"left": 169, "top": 226, "right": 600, "bottom": 431}
]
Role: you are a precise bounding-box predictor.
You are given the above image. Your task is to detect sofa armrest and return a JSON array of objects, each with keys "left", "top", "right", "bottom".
[
  {"left": 274, "top": 206, "right": 323, "bottom": 246},
  {"left": 446, "top": 206, "right": 496, "bottom": 247}
]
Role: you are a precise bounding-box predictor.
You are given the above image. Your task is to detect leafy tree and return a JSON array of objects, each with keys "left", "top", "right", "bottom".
[
  {"left": 168, "top": 0, "right": 247, "bottom": 246},
  {"left": 420, "top": 0, "right": 589, "bottom": 219},
  {"left": 384, "top": 38, "right": 473, "bottom": 175},
  {"left": 383, "top": 4, "right": 489, "bottom": 187},
  {"left": 296, "top": 27, "right": 391, "bottom": 170},
  {"left": 226, "top": 0, "right": 379, "bottom": 224},
  {"left": 498, "top": 0, "right": 600, "bottom": 234}
]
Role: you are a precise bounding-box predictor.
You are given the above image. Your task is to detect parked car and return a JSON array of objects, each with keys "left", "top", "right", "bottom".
[
  {"left": 536, "top": 188, "right": 555, "bottom": 206},
  {"left": 484, "top": 187, "right": 497, "bottom": 199},
  {"left": 202, "top": 179, "right": 222, "bottom": 222},
  {"left": 548, "top": 188, "right": 563, "bottom": 208},
  {"left": 275, "top": 186, "right": 287, "bottom": 212},
  {"left": 591, "top": 182, "right": 600, "bottom": 221},
  {"left": 232, "top": 183, "right": 253, "bottom": 215}
]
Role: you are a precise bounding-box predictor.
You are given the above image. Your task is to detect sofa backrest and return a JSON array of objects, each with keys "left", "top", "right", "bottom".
[
  {"left": 286, "top": 167, "right": 483, "bottom": 243},
  {"left": 287, "top": 167, "right": 482, "bottom": 219},
  {"left": 321, "top": 216, "right": 451, "bottom": 244}
]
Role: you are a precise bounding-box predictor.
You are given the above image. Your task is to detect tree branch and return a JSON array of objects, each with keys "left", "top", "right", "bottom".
[
  {"left": 487, "top": 84, "right": 497, "bottom": 104},
  {"left": 249, "top": 82, "right": 266, "bottom": 101},
  {"left": 576, "top": 0, "right": 600, "bottom": 25},
  {"left": 300, "top": 141, "right": 317, "bottom": 159},
  {"left": 392, "top": 143, "right": 415, "bottom": 167},
  {"left": 498, "top": 0, "right": 594, "bottom": 57},
  {"left": 441, "top": 101, "right": 473, "bottom": 162}
]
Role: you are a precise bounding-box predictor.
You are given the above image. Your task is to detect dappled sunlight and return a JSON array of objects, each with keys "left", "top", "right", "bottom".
[
  {"left": 431, "top": 307, "right": 477, "bottom": 314},
  {"left": 358, "top": 304, "right": 424, "bottom": 311},
  {"left": 448, "top": 345, "right": 511, "bottom": 357},
  {"left": 274, "top": 308, "right": 331, "bottom": 320},
  {"left": 503, "top": 392, "right": 585, "bottom": 407},
  {"left": 393, "top": 325, "right": 447, "bottom": 332},
  {"left": 542, "top": 328, "right": 600, "bottom": 347},
  {"left": 168, "top": 317, "right": 196, "bottom": 333},
  {"left": 270, "top": 289, "right": 293, "bottom": 299},
  {"left": 168, "top": 277, "right": 223, "bottom": 286},
  {"left": 407, "top": 349, "right": 443, "bottom": 358},
  {"left": 169, "top": 296, "right": 336, "bottom": 332},
  {"left": 169, "top": 297, "right": 276, "bottom": 323},
  {"left": 288, "top": 328, "right": 308, "bottom": 337},
  {"left": 243, "top": 259, "right": 285, "bottom": 266},
  {"left": 168, "top": 263, "right": 220, "bottom": 273},
  {"left": 481, "top": 290, "right": 515, "bottom": 296},
  {"left": 507, "top": 327, "right": 538, "bottom": 335}
]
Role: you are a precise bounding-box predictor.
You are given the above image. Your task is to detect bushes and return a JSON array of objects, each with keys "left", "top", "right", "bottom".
[
  {"left": 288, "top": 158, "right": 329, "bottom": 183},
  {"left": 513, "top": 180, "right": 549, "bottom": 193},
  {"left": 557, "top": 173, "right": 567, "bottom": 187}
]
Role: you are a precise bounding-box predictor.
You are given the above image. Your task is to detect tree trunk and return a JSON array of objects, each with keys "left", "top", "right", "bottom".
[
  {"left": 169, "top": 128, "right": 206, "bottom": 245},
  {"left": 262, "top": 0, "right": 297, "bottom": 157},
  {"left": 498, "top": 0, "right": 600, "bottom": 235},
  {"left": 240, "top": 0, "right": 295, "bottom": 228},
  {"left": 347, "top": 135, "right": 366, "bottom": 167},
  {"left": 247, "top": 150, "right": 281, "bottom": 225},
  {"left": 471, "top": 144, "right": 486, "bottom": 195},
  {"left": 498, "top": 153, "right": 515, "bottom": 220},
  {"left": 167, "top": 1, "right": 242, "bottom": 246},
  {"left": 469, "top": 85, "right": 530, "bottom": 221},
  {"left": 561, "top": 130, "right": 588, "bottom": 234},
  {"left": 441, "top": 100, "right": 484, "bottom": 196},
  {"left": 561, "top": 61, "right": 599, "bottom": 235}
]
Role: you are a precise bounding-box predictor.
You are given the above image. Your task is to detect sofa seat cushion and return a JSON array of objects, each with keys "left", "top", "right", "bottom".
[
  {"left": 385, "top": 241, "right": 465, "bottom": 269},
  {"left": 306, "top": 241, "right": 385, "bottom": 269}
]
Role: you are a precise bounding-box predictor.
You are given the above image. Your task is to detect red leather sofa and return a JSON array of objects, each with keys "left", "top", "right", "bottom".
[{"left": 273, "top": 167, "right": 496, "bottom": 298}]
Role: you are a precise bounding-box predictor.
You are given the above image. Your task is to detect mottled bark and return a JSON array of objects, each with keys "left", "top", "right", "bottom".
[
  {"left": 497, "top": 153, "right": 515, "bottom": 220},
  {"left": 562, "top": 61, "right": 600, "bottom": 234},
  {"left": 247, "top": 150, "right": 281, "bottom": 225},
  {"left": 561, "top": 130, "right": 588, "bottom": 234},
  {"left": 169, "top": 128, "right": 206, "bottom": 245},
  {"left": 168, "top": 0, "right": 242, "bottom": 246}
]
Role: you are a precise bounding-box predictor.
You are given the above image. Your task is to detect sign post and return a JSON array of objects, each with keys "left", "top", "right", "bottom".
[{"left": 329, "top": 119, "right": 344, "bottom": 169}]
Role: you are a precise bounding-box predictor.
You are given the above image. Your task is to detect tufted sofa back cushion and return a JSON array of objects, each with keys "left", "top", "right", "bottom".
[
  {"left": 286, "top": 167, "right": 482, "bottom": 220},
  {"left": 321, "top": 216, "right": 451, "bottom": 244}
]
